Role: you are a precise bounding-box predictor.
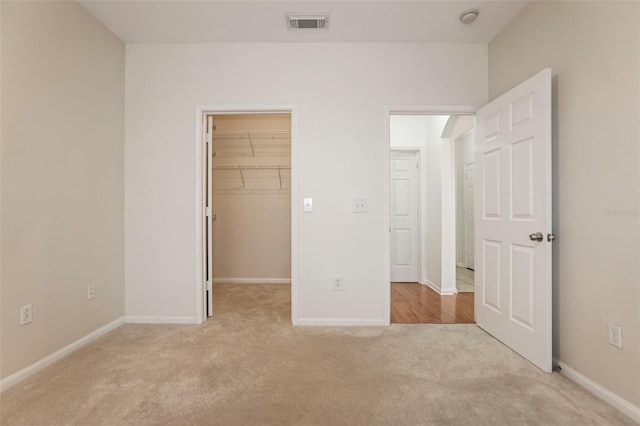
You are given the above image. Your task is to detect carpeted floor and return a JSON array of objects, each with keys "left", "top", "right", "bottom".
[{"left": 0, "top": 284, "right": 634, "bottom": 425}]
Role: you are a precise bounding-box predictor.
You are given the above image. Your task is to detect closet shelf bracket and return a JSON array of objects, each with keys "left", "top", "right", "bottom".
[
  {"left": 278, "top": 166, "right": 282, "bottom": 189},
  {"left": 248, "top": 132, "right": 255, "bottom": 158}
]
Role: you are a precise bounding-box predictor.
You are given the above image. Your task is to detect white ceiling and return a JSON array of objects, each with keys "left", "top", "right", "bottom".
[{"left": 79, "top": 1, "right": 528, "bottom": 44}]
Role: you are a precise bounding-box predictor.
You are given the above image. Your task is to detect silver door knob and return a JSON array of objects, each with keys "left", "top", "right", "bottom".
[
  {"left": 547, "top": 233, "right": 556, "bottom": 242},
  {"left": 529, "top": 232, "right": 544, "bottom": 242}
]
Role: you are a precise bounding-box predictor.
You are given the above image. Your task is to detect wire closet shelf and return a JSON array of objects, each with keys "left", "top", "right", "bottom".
[{"left": 211, "top": 130, "right": 291, "bottom": 193}]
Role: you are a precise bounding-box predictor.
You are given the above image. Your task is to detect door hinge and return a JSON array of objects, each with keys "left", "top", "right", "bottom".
[
  {"left": 206, "top": 132, "right": 212, "bottom": 145},
  {"left": 206, "top": 280, "right": 212, "bottom": 291},
  {"left": 206, "top": 207, "right": 211, "bottom": 217}
]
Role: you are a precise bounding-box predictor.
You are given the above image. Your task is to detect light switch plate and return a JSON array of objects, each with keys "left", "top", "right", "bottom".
[{"left": 303, "top": 198, "right": 313, "bottom": 212}]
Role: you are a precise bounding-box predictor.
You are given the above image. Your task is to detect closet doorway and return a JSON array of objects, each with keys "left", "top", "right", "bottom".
[{"left": 202, "top": 111, "right": 293, "bottom": 320}]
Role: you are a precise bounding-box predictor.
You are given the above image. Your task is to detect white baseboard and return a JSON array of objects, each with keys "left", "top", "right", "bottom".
[
  {"left": 213, "top": 278, "right": 291, "bottom": 284},
  {"left": 296, "top": 318, "right": 387, "bottom": 326},
  {"left": 124, "top": 316, "right": 197, "bottom": 324},
  {"left": 554, "top": 358, "right": 640, "bottom": 423},
  {"left": 0, "top": 316, "right": 125, "bottom": 393},
  {"left": 423, "top": 279, "right": 441, "bottom": 293},
  {"left": 422, "top": 279, "right": 457, "bottom": 295}
]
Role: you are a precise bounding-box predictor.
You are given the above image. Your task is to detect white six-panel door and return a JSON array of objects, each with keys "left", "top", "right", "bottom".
[
  {"left": 475, "top": 69, "right": 553, "bottom": 372},
  {"left": 390, "top": 151, "right": 419, "bottom": 282}
]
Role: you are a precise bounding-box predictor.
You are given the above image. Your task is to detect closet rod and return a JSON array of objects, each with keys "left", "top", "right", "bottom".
[{"left": 213, "top": 165, "right": 291, "bottom": 170}]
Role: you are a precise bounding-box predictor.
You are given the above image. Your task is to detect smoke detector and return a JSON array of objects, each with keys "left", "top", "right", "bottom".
[
  {"left": 459, "top": 9, "right": 479, "bottom": 25},
  {"left": 286, "top": 14, "right": 329, "bottom": 30}
]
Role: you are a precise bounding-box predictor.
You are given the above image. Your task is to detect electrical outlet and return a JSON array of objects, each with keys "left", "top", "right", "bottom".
[
  {"left": 88, "top": 284, "right": 96, "bottom": 300},
  {"left": 608, "top": 323, "right": 622, "bottom": 349},
  {"left": 20, "top": 304, "right": 32, "bottom": 326},
  {"left": 332, "top": 276, "right": 343, "bottom": 291},
  {"left": 352, "top": 198, "right": 367, "bottom": 213}
]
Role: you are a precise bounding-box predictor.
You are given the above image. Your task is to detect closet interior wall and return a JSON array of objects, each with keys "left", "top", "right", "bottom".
[{"left": 211, "top": 113, "right": 291, "bottom": 283}]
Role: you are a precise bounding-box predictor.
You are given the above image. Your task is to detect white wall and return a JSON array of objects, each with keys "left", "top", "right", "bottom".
[
  {"left": 423, "top": 116, "right": 449, "bottom": 289},
  {"left": 1, "top": 2, "right": 125, "bottom": 379},
  {"left": 449, "top": 116, "right": 475, "bottom": 142},
  {"left": 490, "top": 1, "right": 640, "bottom": 410},
  {"left": 390, "top": 116, "right": 428, "bottom": 149},
  {"left": 125, "top": 43, "right": 487, "bottom": 323}
]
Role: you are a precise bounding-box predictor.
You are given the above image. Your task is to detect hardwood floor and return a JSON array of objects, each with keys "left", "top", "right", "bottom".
[{"left": 391, "top": 282, "right": 475, "bottom": 324}]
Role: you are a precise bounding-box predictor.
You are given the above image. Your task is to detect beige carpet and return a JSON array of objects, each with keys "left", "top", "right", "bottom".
[{"left": 0, "top": 284, "right": 634, "bottom": 425}]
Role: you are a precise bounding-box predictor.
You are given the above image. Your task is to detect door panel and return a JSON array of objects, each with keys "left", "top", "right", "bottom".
[
  {"left": 393, "top": 229, "right": 411, "bottom": 265},
  {"left": 390, "top": 151, "right": 419, "bottom": 282},
  {"left": 482, "top": 150, "right": 501, "bottom": 218},
  {"left": 510, "top": 244, "right": 535, "bottom": 329},
  {"left": 475, "top": 68, "right": 552, "bottom": 372},
  {"left": 511, "top": 138, "right": 534, "bottom": 219},
  {"left": 482, "top": 240, "right": 501, "bottom": 312},
  {"left": 393, "top": 179, "right": 411, "bottom": 216}
]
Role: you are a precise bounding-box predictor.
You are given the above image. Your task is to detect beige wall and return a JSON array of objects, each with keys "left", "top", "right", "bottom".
[
  {"left": 211, "top": 114, "right": 291, "bottom": 280},
  {"left": 1, "top": 2, "right": 125, "bottom": 379},
  {"left": 489, "top": 1, "right": 640, "bottom": 407}
]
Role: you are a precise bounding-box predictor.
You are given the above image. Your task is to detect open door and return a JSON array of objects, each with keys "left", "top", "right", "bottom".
[
  {"left": 475, "top": 68, "right": 553, "bottom": 372},
  {"left": 205, "top": 115, "right": 214, "bottom": 317}
]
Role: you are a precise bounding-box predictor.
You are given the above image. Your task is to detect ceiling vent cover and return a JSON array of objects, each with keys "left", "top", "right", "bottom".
[{"left": 287, "top": 14, "right": 329, "bottom": 30}]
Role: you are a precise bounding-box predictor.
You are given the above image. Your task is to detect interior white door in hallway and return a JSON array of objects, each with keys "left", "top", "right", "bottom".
[
  {"left": 390, "top": 151, "right": 419, "bottom": 282},
  {"left": 475, "top": 68, "right": 553, "bottom": 372}
]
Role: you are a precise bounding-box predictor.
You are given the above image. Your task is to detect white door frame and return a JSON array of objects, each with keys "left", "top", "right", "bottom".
[
  {"left": 194, "top": 104, "right": 299, "bottom": 325},
  {"left": 389, "top": 148, "right": 422, "bottom": 284},
  {"left": 384, "top": 105, "right": 479, "bottom": 324}
]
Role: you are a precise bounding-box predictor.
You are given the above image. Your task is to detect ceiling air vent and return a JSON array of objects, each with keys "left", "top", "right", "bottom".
[{"left": 286, "top": 14, "right": 329, "bottom": 30}]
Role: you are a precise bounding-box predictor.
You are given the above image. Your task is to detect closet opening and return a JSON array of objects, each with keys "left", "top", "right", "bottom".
[{"left": 201, "top": 111, "right": 294, "bottom": 322}]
